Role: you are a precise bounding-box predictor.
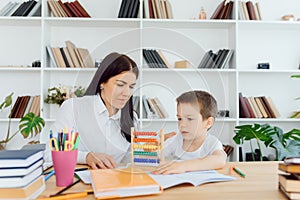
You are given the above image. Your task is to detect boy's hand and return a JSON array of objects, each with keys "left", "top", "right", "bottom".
[
  {"left": 164, "top": 131, "right": 176, "bottom": 141},
  {"left": 152, "top": 161, "right": 186, "bottom": 175}
]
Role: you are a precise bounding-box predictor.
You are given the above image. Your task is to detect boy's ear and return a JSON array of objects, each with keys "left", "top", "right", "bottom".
[{"left": 205, "top": 117, "right": 214, "bottom": 129}]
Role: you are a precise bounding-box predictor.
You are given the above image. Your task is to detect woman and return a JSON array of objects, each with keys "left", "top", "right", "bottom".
[{"left": 51, "top": 52, "right": 139, "bottom": 169}]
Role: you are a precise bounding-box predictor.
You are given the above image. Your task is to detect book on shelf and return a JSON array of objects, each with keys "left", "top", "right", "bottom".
[
  {"left": 73, "top": 0, "right": 91, "bottom": 17},
  {"left": 243, "top": 97, "right": 255, "bottom": 118},
  {"left": 4, "top": 2, "right": 20, "bottom": 16},
  {"left": 48, "top": 41, "right": 94, "bottom": 68},
  {"left": 90, "top": 168, "right": 162, "bottom": 199},
  {"left": 157, "top": 50, "right": 170, "bottom": 68},
  {"left": 198, "top": 49, "right": 233, "bottom": 69},
  {"left": 279, "top": 184, "right": 300, "bottom": 200},
  {"left": 65, "top": 40, "right": 81, "bottom": 67},
  {"left": 279, "top": 163, "right": 300, "bottom": 174},
  {"left": 77, "top": 48, "right": 94, "bottom": 68},
  {"left": 27, "top": 0, "right": 41, "bottom": 17},
  {"left": 210, "top": 0, "right": 225, "bottom": 19},
  {"left": 143, "top": 0, "right": 172, "bottom": 19},
  {"left": 47, "top": 0, "right": 90, "bottom": 18},
  {"left": 246, "top": 1, "right": 256, "bottom": 20},
  {"left": 239, "top": 92, "right": 251, "bottom": 118},
  {"left": 118, "top": 0, "right": 139, "bottom": 18},
  {"left": 255, "top": 2, "right": 262, "bottom": 20},
  {"left": 142, "top": 95, "right": 154, "bottom": 119},
  {"left": 60, "top": 47, "right": 70, "bottom": 68},
  {"left": 279, "top": 174, "right": 300, "bottom": 193},
  {"left": 0, "top": 175, "right": 45, "bottom": 200}
]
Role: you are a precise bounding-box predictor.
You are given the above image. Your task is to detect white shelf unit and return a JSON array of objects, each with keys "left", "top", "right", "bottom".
[{"left": 0, "top": 0, "right": 299, "bottom": 161}]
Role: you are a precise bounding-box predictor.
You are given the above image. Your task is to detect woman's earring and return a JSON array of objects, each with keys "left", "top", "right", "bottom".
[{"left": 100, "top": 85, "right": 104, "bottom": 90}]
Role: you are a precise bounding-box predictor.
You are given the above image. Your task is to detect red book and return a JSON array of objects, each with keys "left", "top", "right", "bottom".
[
  {"left": 65, "top": 2, "right": 82, "bottom": 17},
  {"left": 73, "top": 0, "right": 90, "bottom": 17},
  {"left": 148, "top": 0, "right": 154, "bottom": 18},
  {"left": 210, "top": 0, "right": 225, "bottom": 19},
  {"left": 58, "top": 0, "right": 73, "bottom": 17}
]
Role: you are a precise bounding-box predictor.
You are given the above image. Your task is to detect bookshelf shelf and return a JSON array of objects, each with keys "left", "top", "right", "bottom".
[{"left": 0, "top": 0, "right": 299, "bottom": 159}]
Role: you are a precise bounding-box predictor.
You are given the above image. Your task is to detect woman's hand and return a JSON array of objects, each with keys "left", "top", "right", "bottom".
[
  {"left": 152, "top": 161, "right": 186, "bottom": 175},
  {"left": 86, "top": 152, "right": 117, "bottom": 169}
]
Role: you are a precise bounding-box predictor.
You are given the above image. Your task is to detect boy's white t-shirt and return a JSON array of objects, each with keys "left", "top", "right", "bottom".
[{"left": 164, "top": 133, "right": 225, "bottom": 160}]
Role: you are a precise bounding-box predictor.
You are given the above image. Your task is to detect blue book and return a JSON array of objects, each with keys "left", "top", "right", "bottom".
[{"left": 0, "top": 149, "right": 43, "bottom": 168}]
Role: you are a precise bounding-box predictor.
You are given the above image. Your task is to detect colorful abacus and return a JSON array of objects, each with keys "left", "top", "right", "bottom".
[{"left": 131, "top": 128, "right": 164, "bottom": 166}]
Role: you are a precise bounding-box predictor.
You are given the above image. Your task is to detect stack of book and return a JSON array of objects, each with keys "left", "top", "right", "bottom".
[
  {"left": 238, "top": 0, "right": 262, "bottom": 20},
  {"left": 47, "top": 0, "right": 90, "bottom": 17},
  {"left": 143, "top": 0, "right": 173, "bottom": 19},
  {"left": 198, "top": 49, "right": 234, "bottom": 69},
  {"left": 239, "top": 92, "right": 280, "bottom": 118},
  {"left": 210, "top": 0, "right": 234, "bottom": 19},
  {"left": 46, "top": 40, "right": 94, "bottom": 68},
  {"left": 10, "top": 95, "right": 40, "bottom": 118},
  {"left": 118, "top": 0, "right": 140, "bottom": 18},
  {"left": 0, "top": 0, "right": 41, "bottom": 17},
  {"left": 143, "top": 49, "right": 170, "bottom": 68},
  {"left": 278, "top": 157, "right": 300, "bottom": 200},
  {"left": 0, "top": 149, "right": 45, "bottom": 200}
]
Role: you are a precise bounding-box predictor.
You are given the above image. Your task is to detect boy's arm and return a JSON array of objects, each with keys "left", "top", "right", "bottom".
[{"left": 153, "top": 150, "right": 227, "bottom": 175}]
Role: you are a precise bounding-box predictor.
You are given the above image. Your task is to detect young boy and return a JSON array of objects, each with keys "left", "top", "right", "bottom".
[{"left": 153, "top": 90, "right": 227, "bottom": 174}]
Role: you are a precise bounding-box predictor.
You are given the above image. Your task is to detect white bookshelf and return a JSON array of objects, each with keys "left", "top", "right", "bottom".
[{"left": 0, "top": 0, "right": 299, "bottom": 161}]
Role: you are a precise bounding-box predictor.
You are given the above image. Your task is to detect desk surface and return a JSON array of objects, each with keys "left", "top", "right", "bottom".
[{"left": 39, "top": 161, "right": 286, "bottom": 200}]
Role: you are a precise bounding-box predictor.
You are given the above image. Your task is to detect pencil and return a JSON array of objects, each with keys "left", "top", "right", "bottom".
[
  {"left": 50, "top": 179, "right": 81, "bottom": 197},
  {"left": 233, "top": 166, "right": 246, "bottom": 178},
  {"left": 44, "top": 170, "right": 55, "bottom": 181}
]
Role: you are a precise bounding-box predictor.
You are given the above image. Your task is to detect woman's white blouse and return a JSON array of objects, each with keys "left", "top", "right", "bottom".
[{"left": 50, "top": 94, "right": 138, "bottom": 164}]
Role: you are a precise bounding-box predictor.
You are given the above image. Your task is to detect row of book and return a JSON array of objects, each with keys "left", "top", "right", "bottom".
[
  {"left": 47, "top": 0, "right": 90, "bottom": 18},
  {"left": 143, "top": 0, "right": 173, "bottom": 19},
  {"left": 198, "top": 49, "right": 234, "bottom": 69},
  {"left": 238, "top": 1, "right": 262, "bottom": 20},
  {"left": 0, "top": 149, "right": 45, "bottom": 199},
  {"left": 0, "top": 0, "right": 41, "bottom": 17},
  {"left": 10, "top": 95, "right": 40, "bottom": 118},
  {"left": 133, "top": 95, "right": 168, "bottom": 119},
  {"left": 118, "top": 0, "right": 140, "bottom": 18},
  {"left": 278, "top": 157, "right": 300, "bottom": 200},
  {"left": 143, "top": 49, "right": 170, "bottom": 68},
  {"left": 210, "top": 0, "right": 234, "bottom": 20},
  {"left": 239, "top": 93, "right": 280, "bottom": 119},
  {"left": 46, "top": 40, "right": 94, "bottom": 68}
]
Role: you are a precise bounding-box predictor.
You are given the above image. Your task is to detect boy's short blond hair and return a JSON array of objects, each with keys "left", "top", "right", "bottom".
[{"left": 176, "top": 90, "right": 218, "bottom": 120}]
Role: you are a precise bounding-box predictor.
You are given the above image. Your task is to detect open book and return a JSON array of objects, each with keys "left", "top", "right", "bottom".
[
  {"left": 80, "top": 168, "right": 235, "bottom": 191},
  {"left": 149, "top": 170, "right": 236, "bottom": 189}
]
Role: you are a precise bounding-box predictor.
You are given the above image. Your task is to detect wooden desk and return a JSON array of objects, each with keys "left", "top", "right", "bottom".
[{"left": 39, "top": 162, "right": 286, "bottom": 200}]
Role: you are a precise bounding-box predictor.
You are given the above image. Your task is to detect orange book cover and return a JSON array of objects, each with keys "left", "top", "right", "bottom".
[{"left": 90, "top": 168, "right": 162, "bottom": 199}]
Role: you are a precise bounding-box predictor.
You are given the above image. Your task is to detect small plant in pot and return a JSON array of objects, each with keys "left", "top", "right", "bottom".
[
  {"left": 233, "top": 123, "right": 300, "bottom": 161},
  {"left": 0, "top": 93, "right": 45, "bottom": 150}
]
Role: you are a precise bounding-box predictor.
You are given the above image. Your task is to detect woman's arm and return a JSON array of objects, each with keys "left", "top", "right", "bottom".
[{"left": 153, "top": 150, "right": 227, "bottom": 174}]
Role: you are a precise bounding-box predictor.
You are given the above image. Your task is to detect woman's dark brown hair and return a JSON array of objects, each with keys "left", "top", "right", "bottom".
[{"left": 85, "top": 52, "right": 139, "bottom": 142}]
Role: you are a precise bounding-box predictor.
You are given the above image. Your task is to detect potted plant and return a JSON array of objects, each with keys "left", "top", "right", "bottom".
[
  {"left": 0, "top": 93, "right": 45, "bottom": 150},
  {"left": 233, "top": 123, "right": 300, "bottom": 161},
  {"left": 44, "top": 84, "right": 86, "bottom": 106}
]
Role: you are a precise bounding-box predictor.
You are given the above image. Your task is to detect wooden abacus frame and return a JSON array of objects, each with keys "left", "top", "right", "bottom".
[{"left": 131, "top": 127, "right": 164, "bottom": 166}]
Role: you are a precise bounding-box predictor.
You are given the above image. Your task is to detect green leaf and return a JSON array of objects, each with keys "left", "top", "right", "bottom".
[
  {"left": 0, "top": 92, "right": 13, "bottom": 110},
  {"left": 291, "top": 75, "right": 300, "bottom": 78},
  {"left": 19, "top": 112, "right": 45, "bottom": 139},
  {"left": 233, "top": 124, "right": 275, "bottom": 145},
  {"left": 269, "top": 128, "right": 300, "bottom": 160}
]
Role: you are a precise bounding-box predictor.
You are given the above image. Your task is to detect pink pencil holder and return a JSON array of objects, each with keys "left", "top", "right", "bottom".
[{"left": 51, "top": 149, "right": 78, "bottom": 187}]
